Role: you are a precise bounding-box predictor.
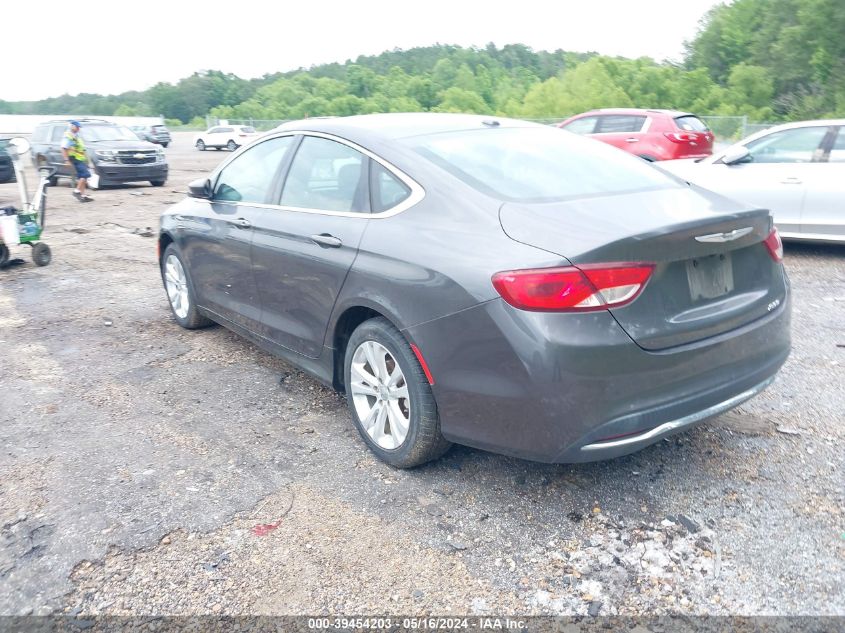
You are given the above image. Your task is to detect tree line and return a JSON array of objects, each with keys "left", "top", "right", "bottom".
[{"left": 1, "top": 0, "right": 842, "bottom": 125}]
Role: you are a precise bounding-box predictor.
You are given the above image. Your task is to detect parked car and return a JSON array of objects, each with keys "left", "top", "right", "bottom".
[
  {"left": 130, "top": 124, "right": 171, "bottom": 147},
  {"left": 30, "top": 119, "right": 168, "bottom": 188},
  {"left": 659, "top": 119, "right": 845, "bottom": 243},
  {"left": 559, "top": 109, "right": 714, "bottom": 162},
  {"left": 194, "top": 125, "right": 259, "bottom": 151},
  {"left": 159, "top": 113, "right": 790, "bottom": 468},
  {"left": 0, "top": 138, "right": 15, "bottom": 184}
]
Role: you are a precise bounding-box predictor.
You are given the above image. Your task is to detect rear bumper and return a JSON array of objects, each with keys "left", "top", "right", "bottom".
[
  {"left": 405, "top": 282, "right": 791, "bottom": 463},
  {"left": 93, "top": 162, "right": 168, "bottom": 185},
  {"left": 571, "top": 375, "right": 774, "bottom": 461}
]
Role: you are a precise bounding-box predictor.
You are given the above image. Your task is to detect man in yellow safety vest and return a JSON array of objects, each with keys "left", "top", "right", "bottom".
[{"left": 61, "top": 121, "right": 93, "bottom": 202}]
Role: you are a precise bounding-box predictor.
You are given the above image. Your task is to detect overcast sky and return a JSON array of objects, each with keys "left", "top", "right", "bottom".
[{"left": 4, "top": 0, "right": 724, "bottom": 102}]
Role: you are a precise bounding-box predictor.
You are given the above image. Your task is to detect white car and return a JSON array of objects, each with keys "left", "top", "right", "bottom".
[
  {"left": 660, "top": 119, "right": 845, "bottom": 243},
  {"left": 194, "top": 125, "right": 260, "bottom": 152}
]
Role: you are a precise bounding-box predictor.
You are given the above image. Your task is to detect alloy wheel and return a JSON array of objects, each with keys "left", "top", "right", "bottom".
[
  {"left": 350, "top": 341, "right": 411, "bottom": 450},
  {"left": 163, "top": 254, "right": 190, "bottom": 319}
]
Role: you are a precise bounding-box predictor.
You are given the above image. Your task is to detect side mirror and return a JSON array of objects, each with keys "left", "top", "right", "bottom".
[
  {"left": 188, "top": 178, "right": 212, "bottom": 199},
  {"left": 7, "top": 137, "right": 31, "bottom": 157},
  {"left": 722, "top": 145, "right": 751, "bottom": 165}
]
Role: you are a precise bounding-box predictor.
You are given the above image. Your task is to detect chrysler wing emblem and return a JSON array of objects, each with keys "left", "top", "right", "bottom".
[{"left": 695, "top": 227, "right": 754, "bottom": 243}]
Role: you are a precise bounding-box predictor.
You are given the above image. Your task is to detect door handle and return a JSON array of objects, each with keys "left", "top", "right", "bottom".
[
  {"left": 625, "top": 138, "right": 639, "bottom": 143},
  {"left": 780, "top": 177, "right": 802, "bottom": 185},
  {"left": 233, "top": 217, "right": 252, "bottom": 228},
  {"left": 310, "top": 233, "right": 343, "bottom": 248}
]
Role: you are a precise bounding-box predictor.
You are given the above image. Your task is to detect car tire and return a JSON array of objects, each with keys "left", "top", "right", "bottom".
[
  {"left": 32, "top": 242, "right": 51, "bottom": 267},
  {"left": 150, "top": 180, "right": 166, "bottom": 187},
  {"left": 0, "top": 243, "right": 9, "bottom": 267},
  {"left": 161, "top": 244, "right": 213, "bottom": 330},
  {"left": 227, "top": 140, "right": 238, "bottom": 151},
  {"left": 344, "top": 317, "right": 451, "bottom": 468},
  {"left": 196, "top": 140, "right": 205, "bottom": 151},
  {"left": 162, "top": 143, "right": 169, "bottom": 148},
  {"left": 47, "top": 176, "right": 58, "bottom": 187}
]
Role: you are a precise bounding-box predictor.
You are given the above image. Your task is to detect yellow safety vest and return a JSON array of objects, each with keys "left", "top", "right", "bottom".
[{"left": 64, "top": 131, "right": 86, "bottom": 161}]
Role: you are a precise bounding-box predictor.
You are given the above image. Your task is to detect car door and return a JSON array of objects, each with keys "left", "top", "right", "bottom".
[
  {"left": 215, "top": 127, "right": 233, "bottom": 148},
  {"left": 250, "top": 134, "right": 371, "bottom": 358},
  {"left": 592, "top": 115, "right": 648, "bottom": 153},
  {"left": 696, "top": 125, "right": 831, "bottom": 236},
  {"left": 182, "top": 135, "right": 296, "bottom": 330},
  {"left": 800, "top": 125, "right": 845, "bottom": 240},
  {"left": 47, "top": 125, "right": 72, "bottom": 175},
  {"left": 204, "top": 127, "right": 222, "bottom": 146}
]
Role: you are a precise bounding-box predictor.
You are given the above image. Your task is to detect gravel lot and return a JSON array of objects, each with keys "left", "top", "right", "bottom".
[{"left": 0, "top": 132, "right": 843, "bottom": 619}]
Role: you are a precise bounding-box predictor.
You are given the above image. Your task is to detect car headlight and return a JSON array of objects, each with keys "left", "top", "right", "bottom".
[
  {"left": 156, "top": 148, "right": 165, "bottom": 162},
  {"left": 96, "top": 149, "right": 116, "bottom": 162}
]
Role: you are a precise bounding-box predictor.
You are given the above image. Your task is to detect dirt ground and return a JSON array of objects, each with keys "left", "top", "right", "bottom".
[{"left": 0, "top": 132, "right": 843, "bottom": 619}]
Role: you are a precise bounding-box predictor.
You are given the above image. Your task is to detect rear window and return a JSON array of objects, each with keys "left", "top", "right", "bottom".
[
  {"left": 674, "top": 116, "right": 709, "bottom": 132},
  {"left": 409, "top": 127, "right": 679, "bottom": 203},
  {"left": 152, "top": 125, "right": 167, "bottom": 132}
]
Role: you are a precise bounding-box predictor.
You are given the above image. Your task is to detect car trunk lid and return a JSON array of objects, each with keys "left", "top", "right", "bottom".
[{"left": 499, "top": 186, "right": 786, "bottom": 350}]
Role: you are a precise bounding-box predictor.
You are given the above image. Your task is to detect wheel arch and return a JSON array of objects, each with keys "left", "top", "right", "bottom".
[
  {"left": 158, "top": 231, "right": 175, "bottom": 265},
  {"left": 330, "top": 304, "right": 405, "bottom": 392}
]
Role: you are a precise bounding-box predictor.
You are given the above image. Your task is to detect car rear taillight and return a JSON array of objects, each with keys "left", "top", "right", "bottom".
[
  {"left": 492, "top": 264, "right": 655, "bottom": 312},
  {"left": 664, "top": 132, "right": 701, "bottom": 143},
  {"left": 763, "top": 228, "right": 783, "bottom": 263}
]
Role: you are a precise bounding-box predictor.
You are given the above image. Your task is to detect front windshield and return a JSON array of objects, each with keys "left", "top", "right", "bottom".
[
  {"left": 81, "top": 125, "right": 140, "bottom": 142},
  {"left": 408, "top": 126, "right": 680, "bottom": 203}
]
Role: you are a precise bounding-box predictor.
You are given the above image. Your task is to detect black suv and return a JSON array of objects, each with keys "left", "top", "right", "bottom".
[
  {"left": 130, "top": 124, "right": 172, "bottom": 147},
  {"left": 30, "top": 119, "right": 168, "bottom": 188}
]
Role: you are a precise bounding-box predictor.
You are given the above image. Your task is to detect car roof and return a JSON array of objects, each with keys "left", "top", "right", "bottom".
[
  {"left": 574, "top": 108, "right": 695, "bottom": 118},
  {"left": 275, "top": 113, "right": 542, "bottom": 143},
  {"left": 39, "top": 118, "right": 115, "bottom": 126}
]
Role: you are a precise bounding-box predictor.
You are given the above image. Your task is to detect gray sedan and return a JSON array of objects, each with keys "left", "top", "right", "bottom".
[
  {"left": 158, "top": 113, "right": 791, "bottom": 468},
  {"left": 660, "top": 119, "right": 845, "bottom": 243}
]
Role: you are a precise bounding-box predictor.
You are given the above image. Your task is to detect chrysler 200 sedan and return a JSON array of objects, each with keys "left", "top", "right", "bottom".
[{"left": 158, "top": 113, "right": 791, "bottom": 468}]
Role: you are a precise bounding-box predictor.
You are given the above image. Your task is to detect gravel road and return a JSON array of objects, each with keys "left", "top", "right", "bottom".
[{"left": 0, "top": 132, "right": 842, "bottom": 619}]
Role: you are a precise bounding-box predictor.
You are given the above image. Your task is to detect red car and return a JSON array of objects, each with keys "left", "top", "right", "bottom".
[{"left": 558, "top": 109, "right": 714, "bottom": 161}]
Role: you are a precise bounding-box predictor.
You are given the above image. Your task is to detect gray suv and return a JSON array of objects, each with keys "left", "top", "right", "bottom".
[
  {"left": 130, "top": 124, "right": 172, "bottom": 147},
  {"left": 30, "top": 119, "right": 168, "bottom": 188}
]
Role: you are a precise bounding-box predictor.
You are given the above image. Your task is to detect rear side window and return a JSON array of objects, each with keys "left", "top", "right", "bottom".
[
  {"left": 561, "top": 116, "right": 598, "bottom": 135},
  {"left": 674, "top": 116, "right": 709, "bottom": 132},
  {"left": 239, "top": 126, "right": 256, "bottom": 133},
  {"left": 595, "top": 115, "right": 646, "bottom": 133},
  {"left": 280, "top": 136, "right": 369, "bottom": 213},
  {"left": 370, "top": 161, "right": 411, "bottom": 212},
  {"left": 411, "top": 127, "right": 678, "bottom": 203}
]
